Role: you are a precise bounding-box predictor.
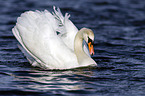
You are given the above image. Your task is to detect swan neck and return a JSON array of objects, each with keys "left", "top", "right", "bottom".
[
  {"left": 74, "top": 30, "right": 84, "bottom": 54},
  {"left": 74, "top": 29, "right": 89, "bottom": 64},
  {"left": 74, "top": 28, "right": 97, "bottom": 66}
]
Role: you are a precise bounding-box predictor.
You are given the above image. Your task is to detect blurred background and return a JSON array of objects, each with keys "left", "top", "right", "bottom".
[{"left": 0, "top": 0, "right": 145, "bottom": 96}]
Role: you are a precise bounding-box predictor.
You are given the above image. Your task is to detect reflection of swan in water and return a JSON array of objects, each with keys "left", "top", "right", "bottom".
[{"left": 13, "top": 68, "right": 94, "bottom": 91}]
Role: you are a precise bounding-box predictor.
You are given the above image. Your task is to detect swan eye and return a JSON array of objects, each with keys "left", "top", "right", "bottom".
[{"left": 88, "top": 37, "right": 94, "bottom": 44}]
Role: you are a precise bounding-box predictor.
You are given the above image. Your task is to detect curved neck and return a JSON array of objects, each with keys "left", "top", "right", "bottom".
[
  {"left": 74, "top": 29, "right": 86, "bottom": 58},
  {"left": 74, "top": 29, "right": 93, "bottom": 65}
]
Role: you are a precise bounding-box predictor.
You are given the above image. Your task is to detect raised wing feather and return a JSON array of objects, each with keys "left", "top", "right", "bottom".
[
  {"left": 12, "top": 9, "right": 79, "bottom": 69},
  {"left": 12, "top": 11, "right": 57, "bottom": 69},
  {"left": 12, "top": 7, "right": 90, "bottom": 69},
  {"left": 53, "top": 7, "right": 90, "bottom": 56},
  {"left": 53, "top": 7, "right": 78, "bottom": 50}
]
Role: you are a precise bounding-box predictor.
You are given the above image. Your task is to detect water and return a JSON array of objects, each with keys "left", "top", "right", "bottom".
[{"left": 0, "top": 0, "right": 145, "bottom": 95}]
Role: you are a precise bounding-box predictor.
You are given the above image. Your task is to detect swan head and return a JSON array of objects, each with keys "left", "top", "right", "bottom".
[{"left": 81, "top": 28, "right": 95, "bottom": 56}]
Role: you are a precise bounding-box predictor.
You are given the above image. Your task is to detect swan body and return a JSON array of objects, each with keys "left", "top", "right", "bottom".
[{"left": 12, "top": 7, "right": 97, "bottom": 69}]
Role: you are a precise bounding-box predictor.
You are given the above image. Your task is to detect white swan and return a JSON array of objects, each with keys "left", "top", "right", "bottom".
[{"left": 12, "top": 7, "right": 97, "bottom": 69}]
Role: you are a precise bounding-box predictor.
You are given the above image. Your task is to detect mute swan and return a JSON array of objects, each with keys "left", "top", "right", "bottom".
[{"left": 12, "top": 7, "right": 97, "bottom": 69}]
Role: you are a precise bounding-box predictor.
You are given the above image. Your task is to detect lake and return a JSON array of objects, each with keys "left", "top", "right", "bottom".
[{"left": 0, "top": 0, "right": 145, "bottom": 96}]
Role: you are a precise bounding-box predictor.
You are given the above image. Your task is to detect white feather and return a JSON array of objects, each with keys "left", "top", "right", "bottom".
[{"left": 12, "top": 7, "right": 94, "bottom": 69}]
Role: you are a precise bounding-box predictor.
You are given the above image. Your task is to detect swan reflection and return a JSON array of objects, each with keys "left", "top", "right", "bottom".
[{"left": 13, "top": 68, "right": 94, "bottom": 91}]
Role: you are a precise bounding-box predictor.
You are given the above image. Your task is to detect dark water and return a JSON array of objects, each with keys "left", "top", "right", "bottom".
[{"left": 0, "top": 0, "right": 145, "bottom": 95}]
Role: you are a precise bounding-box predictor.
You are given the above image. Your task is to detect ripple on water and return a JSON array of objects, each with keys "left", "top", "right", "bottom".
[{"left": 0, "top": 0, "right": 145, "bottom": 96}]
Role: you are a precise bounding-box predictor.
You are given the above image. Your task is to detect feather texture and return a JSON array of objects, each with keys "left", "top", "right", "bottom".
[{"left": 12, "top": 7, "right": 94, "bottom": 69}]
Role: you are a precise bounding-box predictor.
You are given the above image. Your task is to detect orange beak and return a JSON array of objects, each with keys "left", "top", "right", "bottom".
[{"left": 88, "top": 42, "right": 94, "bottom": 56}]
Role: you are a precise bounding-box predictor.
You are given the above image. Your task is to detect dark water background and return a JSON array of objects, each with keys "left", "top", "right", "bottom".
[{"left": 0, "top": 0, "right": 145, "bottom": 96}]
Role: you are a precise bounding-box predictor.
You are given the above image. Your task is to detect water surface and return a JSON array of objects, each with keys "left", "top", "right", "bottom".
[{"left": 0, "top": 0, "right": 145, "bottom": 96}]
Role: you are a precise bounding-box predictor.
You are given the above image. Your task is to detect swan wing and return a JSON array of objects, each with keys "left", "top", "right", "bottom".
[
  {"left": 52, "top": 7, "right": 78, "bottom": 50},
  {"left": 12, "top": 10, "right": 78, "bottom": 69},
  {"left": 53, "top": 7, "right": 90, "bottom": 56}
]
